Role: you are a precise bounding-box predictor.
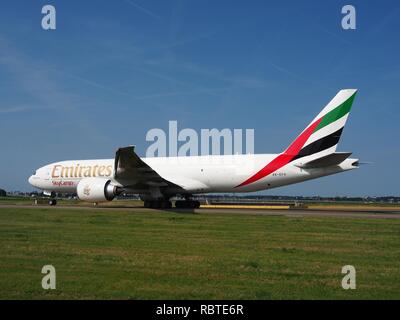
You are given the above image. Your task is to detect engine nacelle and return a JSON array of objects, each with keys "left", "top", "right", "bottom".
[{"left": 77, "top": 178, "right": 118, "bottom": 202}]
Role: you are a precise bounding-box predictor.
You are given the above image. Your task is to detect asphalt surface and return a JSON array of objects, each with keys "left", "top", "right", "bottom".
[{"left": 1, "top": 204, "right": 400, "bottom": 219}]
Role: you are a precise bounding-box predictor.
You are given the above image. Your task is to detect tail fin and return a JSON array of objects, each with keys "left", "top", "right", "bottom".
[
  {"left": 284, "top": 89, "right": 357, "bottom": 162},
  {"left": 235, "top": 89, "right": 357, "bottom": 188}
]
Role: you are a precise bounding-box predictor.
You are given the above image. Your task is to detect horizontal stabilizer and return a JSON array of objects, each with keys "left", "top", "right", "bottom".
[{"left": 297, "top": 152, "right": 352, "bottom": 169}]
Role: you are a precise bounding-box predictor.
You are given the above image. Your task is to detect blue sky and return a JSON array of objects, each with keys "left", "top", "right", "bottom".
[{"left": 0, "top": 0, "right": 399, "bottom": 196}]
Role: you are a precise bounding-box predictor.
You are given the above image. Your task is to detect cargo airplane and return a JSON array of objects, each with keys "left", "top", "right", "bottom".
[{"left": 29, "top": 89, "right": 359, "bottom": 208}]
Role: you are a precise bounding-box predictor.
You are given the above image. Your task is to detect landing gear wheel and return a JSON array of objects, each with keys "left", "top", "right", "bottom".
[
  {"left": 150, "top": 201, "right": 160, "bottom": 209},
  {"left": 144, "top": 200, "right": 172, "bottom": 209},
  {"left": 160, "top": 201, "right": 172, "bottom": 209},
  {"left": 175, "top": 200, "right": 184, "bottom": 208},
  {"left": 175, "top": 200, "right": 200, "bottom": 209},
  {"left": 48, "top": 199, "right": 57, "bottom": 206}
]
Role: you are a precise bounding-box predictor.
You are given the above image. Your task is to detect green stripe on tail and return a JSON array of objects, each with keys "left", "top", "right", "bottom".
[{"left": 314, "top": 92, "right": 357, "bottom": 133}]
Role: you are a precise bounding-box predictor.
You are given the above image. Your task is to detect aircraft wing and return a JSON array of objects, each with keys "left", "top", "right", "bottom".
[{"left": 113, "top": 146, "right": 183, "bottom": 192}]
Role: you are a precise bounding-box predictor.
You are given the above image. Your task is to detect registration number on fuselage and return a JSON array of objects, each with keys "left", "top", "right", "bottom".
[{"left": 272, "top": 172, "right": 287, "bottom": 177}]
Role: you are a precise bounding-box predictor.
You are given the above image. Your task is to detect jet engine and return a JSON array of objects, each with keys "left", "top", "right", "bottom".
[{"left": 77, "top": 178, "right": 119, "bottom": 202}]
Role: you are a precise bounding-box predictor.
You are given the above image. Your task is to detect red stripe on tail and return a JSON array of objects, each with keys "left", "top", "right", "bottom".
[{"left": 236, "top": 117, "right": 322, "bottom": 188}]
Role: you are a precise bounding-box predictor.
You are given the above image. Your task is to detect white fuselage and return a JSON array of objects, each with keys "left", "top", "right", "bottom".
[
  {"left": 28, "top": 89, "right": 360, "bottom": 201},
  {"left": 28, "top": 154, "right": 358, "bottom": 195}
]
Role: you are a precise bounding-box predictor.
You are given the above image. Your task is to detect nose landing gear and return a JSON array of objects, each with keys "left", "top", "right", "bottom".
[{"left": 48, "top": 199, "right": 57, "bottom": 206}]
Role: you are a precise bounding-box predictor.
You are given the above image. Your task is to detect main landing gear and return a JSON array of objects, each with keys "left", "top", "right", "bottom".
[
  {"left": 143, "top": 200, "right": 172, "bottom": 209},
  {"left": 143, "top": 200, "right": 201, "bottom": 209},
  {"left": 175, "top": 200, "right": 200, "bottom": 209}
]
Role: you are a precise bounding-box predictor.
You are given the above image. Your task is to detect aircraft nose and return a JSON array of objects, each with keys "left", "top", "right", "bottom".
[{"left": 28, "top": 175, "right": 36, "bottom": 187}]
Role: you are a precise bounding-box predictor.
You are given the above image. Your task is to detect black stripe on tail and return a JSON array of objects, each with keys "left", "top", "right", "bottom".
[{"left": 291, "top": 128, "right": 344, "bottom": 162}]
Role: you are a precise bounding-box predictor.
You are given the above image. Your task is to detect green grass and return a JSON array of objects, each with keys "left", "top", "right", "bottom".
[
  {"left": 308, "top": 201, "right": 400, "bottom": 208},
  {"left": 1, "top": 196, "right": 399, "bottom": 208},
  {"left": 0, "top": 207, "right": 399, "bottom": 299},
  {"left": 0, "top": 196, "right": 34, "bottom": 205}
]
